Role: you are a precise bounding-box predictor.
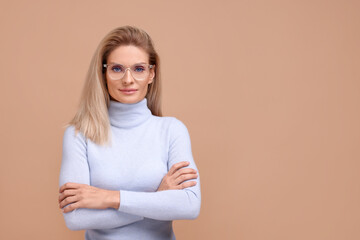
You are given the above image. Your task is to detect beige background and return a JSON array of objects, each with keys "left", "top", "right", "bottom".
[{"left": 1, "top": 0, "right": 359, "bottom": 239}]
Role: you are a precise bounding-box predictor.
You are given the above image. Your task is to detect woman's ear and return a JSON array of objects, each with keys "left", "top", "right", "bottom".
[{"left": 149, "top": 67, "right": 155, "bottom": 84}]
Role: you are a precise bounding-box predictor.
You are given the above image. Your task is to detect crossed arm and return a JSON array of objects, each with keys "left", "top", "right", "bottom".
[{"left": 58, "top": 119, "right": 201, "bottom": 231}]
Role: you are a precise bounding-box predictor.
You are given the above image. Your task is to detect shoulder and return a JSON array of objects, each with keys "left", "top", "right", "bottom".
[
  {"left": 62, "top": 125, "right": 87, "bottom": 145},
  {"left": 63, "top": 125, "right": 75, "bottom": 136},
  {"left": 63, "top": 125, "right": 79, "bottom": 138},
  {"left": 169, "top": 117, "right": 188, "bottom": 131},
  {"left": 163, "top": 117, "right": 191, "bottom": 142},
  {"left": 151, "top": 116, "right": 188, "bottom": 131}
]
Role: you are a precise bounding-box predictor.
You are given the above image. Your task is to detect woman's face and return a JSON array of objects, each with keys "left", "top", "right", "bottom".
[{"left": 105, "top": 45, "right": 155, "bottom": 104}]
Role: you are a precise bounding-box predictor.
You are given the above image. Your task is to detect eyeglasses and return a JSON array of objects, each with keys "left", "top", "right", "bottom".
[{"left": 103, "top": 63, "right": 154, "bottom": 81}]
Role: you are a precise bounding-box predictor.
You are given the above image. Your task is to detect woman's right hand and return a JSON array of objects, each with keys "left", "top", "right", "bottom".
[{"left": 156, "top": 161, "right": 198, "bottom": 191}]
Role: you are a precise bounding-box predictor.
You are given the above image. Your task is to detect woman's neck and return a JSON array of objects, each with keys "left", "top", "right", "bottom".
[{"left": 108, "top": 97, "right": 152, "bottom": 128}]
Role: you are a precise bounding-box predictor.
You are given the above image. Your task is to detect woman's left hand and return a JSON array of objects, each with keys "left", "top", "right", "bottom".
[{"left": 58, "top": 182, "right": 119, "bottom": 213}]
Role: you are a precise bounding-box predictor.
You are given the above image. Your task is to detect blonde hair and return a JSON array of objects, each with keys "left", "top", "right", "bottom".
[{"left": 65, "top": 25, "right": 162, "bottom": 146}]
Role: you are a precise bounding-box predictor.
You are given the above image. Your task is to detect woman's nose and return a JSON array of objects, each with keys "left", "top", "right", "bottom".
[{"left": 122, "top": 69, "right": 134, "bottom": 84}]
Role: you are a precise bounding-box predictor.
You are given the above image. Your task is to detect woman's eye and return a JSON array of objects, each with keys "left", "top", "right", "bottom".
[
  {"left": 134, "top": 66, "right": 145, "bottom": 72},
  {"left": 112, "top": 66, "right": 123, "bottom": 72}
]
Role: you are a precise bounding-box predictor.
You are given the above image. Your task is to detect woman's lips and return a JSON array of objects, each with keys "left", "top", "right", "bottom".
[{"left": 119, "top": 89, "right": 137, "bottom": 95}]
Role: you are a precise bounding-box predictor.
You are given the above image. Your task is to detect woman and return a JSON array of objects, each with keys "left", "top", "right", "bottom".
[{"left": 58, "top": 25, "right": 201, "bottom": 240}]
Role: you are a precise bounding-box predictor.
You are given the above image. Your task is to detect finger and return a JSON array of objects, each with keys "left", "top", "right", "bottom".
[
  {"left": 177, "top": 181, "right": 197, "bottom": 189},
  {"left": 172, "top": 168, "right": 197, "bottom": 179},
  {"left": 62, "top": 201, "right": 80, "bottom": 213},
  {"left": 174, "top": 173, "right": 198, "bottom": 185},
  {"left": 59, "top": 182, "right": 80, "bottom": 193},
  {"left": 60, "top": 195, "right": 78, "bottom": 209},
  {"left": 168, "top": 161, "right": 190, "bottom": 176},
  {"left": 58, "top": 189, "right": 77, "bottom": 203}
]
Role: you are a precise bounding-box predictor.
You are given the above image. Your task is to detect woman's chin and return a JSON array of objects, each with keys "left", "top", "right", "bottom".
[{"left": 111, "top": 93, "right": 145, "bottom": 104}]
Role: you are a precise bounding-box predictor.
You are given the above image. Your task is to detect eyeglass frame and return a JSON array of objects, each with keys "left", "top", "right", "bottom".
[{"left": 103, "top": 62, "right": 154, "bottom": 81}]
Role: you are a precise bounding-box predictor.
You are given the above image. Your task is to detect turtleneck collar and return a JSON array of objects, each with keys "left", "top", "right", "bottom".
[{"left": 108, "top": 97, "right": 152, "bottom": 128}]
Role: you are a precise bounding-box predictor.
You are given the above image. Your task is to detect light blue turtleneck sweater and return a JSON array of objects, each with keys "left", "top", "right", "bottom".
[{"left": 58, "top": 97, "right": 201, "bottom": 240}]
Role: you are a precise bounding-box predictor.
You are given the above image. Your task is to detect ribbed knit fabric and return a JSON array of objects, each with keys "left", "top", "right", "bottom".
[{"left": 59, "top": 97, "right": 201, "bottom": 240}]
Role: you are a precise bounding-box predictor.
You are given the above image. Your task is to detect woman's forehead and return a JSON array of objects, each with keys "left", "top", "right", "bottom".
[{"left": 107, "top": 45, "right": 149, "bottom": 65}]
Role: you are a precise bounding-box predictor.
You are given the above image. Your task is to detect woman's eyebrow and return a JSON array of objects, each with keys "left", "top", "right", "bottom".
[{"left": 108, "top": 61, "right": 147, "bottom": 65}]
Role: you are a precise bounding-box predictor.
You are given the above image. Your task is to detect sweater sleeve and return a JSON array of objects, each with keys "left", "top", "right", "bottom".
[
  {"left": 59, "top": 125, "right": 144, "bottom": 231},
  {"left": 117, "top": 117, "right": 201, "bottom": 221}
]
